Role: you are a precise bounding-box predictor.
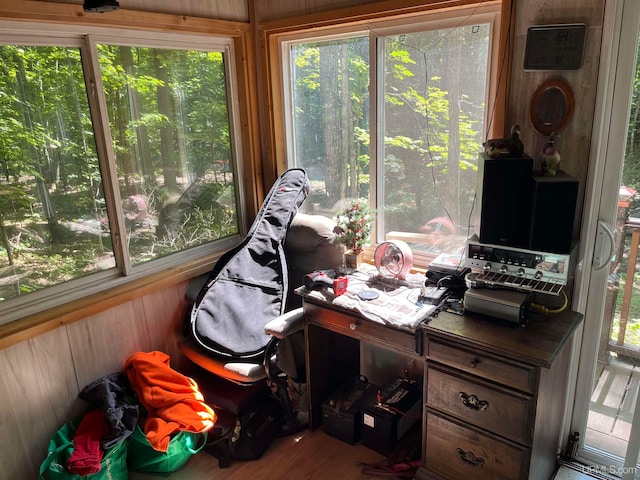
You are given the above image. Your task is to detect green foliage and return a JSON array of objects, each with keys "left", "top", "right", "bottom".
[
  {"left": 612, "top": 287, "right": 640, "bottom": 346},
  {"left": 622, "top": 37, "right": 640, "bottom": 194},
  {"left": 377, "top": 26, "right": 488, "bottom": 231},
  {"left": 0, "top": 41, "right": 236, "bottom": 302}
]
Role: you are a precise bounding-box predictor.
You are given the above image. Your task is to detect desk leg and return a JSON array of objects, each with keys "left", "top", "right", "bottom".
[{"left": 305, "top": 323, "right": 360, "bottom": 430}]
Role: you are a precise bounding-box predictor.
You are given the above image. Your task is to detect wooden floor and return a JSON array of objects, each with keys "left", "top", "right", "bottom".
[
  {"left": 586, "top": 354, "right": 640, "bottom": 458},
  {"left": 129, "top": 427, "right": 388, "bottom": 480},
  {"left": 126, "top": 354, "right": 638, "bottom": 480}
]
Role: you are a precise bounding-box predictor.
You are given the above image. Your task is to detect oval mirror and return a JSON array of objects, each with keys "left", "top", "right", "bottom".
[{"left": 529, "top": 78, "right": 575, "bottom": 136}]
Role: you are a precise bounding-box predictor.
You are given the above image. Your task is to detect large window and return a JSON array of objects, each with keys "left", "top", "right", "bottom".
[
  {"left": 0, "top": 30, "right": 244, "bottom": 324},
  {"left": 282, "top": 6, "right": 500, "bottom": 265}
]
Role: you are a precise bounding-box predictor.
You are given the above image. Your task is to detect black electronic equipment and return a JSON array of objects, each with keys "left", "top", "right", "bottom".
[
  {"left": 476, "top": 153, "right": 533, "bottom": 248},
  {"left": 528, "top": 170, "right": 578, "bottom": 254},
  {"left": 465, "top": 236, "right": 572, "bottom": 295},
  {"left": 321, "top": 376, "right": 378, "bottom": 444},
  {"left": 83, "top": 0, "right": 119, "bottom": 12},
  {"left": 425, "top": 252, "right": 469, "bottom": 285},
  {"left": 524, "top": 24, "right": 586, "bottom": 71},
  {"left": 361, "top": 377, "right": 422, "bottom": 455}
]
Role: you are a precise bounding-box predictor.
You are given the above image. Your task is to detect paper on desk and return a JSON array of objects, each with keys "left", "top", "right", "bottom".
[{"left": 299, "top": 266, "right": 435, "bottom": 333}]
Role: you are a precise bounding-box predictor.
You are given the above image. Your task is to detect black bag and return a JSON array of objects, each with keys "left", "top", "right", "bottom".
[
  {"left": 228, "top": 396, "right": 284, "bottom": 461},
  {"left": 190, "top": 168, "right": 310, "bottom": 360}
]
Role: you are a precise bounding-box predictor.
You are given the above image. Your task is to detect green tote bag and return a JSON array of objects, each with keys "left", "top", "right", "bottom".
[
  {"left": 127, "top": 424, "right": 207, "bottom": 475},
  {"left": 39, "top": 421, "right": 128, "bottom": 480}
]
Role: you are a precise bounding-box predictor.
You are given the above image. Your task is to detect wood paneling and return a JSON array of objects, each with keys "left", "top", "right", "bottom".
[
  {"left": 66, "top": 286, "right": 187, "bottom": 388},
  {"left": 0, "top": 282, "right": 189, "bottom": 480},
  {"left": 253, "top": 0, "right": 374, "bottom": 23},
  {"left": 35, "top": 0, "right": 249, "bottom": 22},
  {"left": 507, "top": 0, "right": 606, "bottom": 242},
  {"left": 0, "top": 327, "right": 81, "bottom": 480}
]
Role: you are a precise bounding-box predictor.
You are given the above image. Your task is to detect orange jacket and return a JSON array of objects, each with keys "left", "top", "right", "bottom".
[{"left": 123, "top": 351, "right": 216, "bottom": 452}]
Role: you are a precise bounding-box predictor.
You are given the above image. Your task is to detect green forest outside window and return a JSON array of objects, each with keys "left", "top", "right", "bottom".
[
  {"left": 283, "top": 7, "right": 499, "bottom": 266},
  {"left": 0, "top": 33, "right": 242, "bottom": 324}
]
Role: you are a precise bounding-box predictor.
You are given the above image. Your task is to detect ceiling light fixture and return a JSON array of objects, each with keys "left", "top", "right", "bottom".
[{"left": 83, "top": 0, "right": 120, "bottom": 13}]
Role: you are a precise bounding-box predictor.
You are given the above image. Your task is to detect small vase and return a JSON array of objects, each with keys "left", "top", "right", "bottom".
[{"left": 343, "top": 249, "right": 363, "bottom": 270}]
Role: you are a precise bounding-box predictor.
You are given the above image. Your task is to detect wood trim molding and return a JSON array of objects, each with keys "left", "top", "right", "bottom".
[
  {"left": 259, "top": 0, "right": 500, "bottom": 34},
  {"left": 491, "top": 0, "right": 516, "bottom": 139},
  {"left": 0, "top": 254, "right": 220, "bottom": 350},
  {"left": 0, "top": 0, "right": 250, "bottom": 36}
]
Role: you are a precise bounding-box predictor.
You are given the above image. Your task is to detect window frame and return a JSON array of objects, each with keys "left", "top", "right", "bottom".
[
  {"left": 0, "top": 17, "right": 257, "bottom": 332},
  {"left": 262, "top": 0, "right": 513, "bottom": 266}
]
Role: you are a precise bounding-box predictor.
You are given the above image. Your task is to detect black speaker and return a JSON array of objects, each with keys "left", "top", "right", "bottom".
[
  {"left": 476, "top": 153, "right": 533, "bottom": 248},
  {"left": 528, "top": 171, "right": 578, "bottom": 253}
]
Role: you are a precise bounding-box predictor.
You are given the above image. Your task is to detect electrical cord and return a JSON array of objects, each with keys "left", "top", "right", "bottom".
[{"left": 530, "top": 290, "right": 568, "bottom": 316}]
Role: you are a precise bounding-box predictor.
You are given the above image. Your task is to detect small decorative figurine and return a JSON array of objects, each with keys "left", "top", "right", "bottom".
[
  {"left": 540, "top": 132, "right": 561, "bottom": 176},
  {"left": 483, "top": 124, "right": 525, "bottom": 158}
]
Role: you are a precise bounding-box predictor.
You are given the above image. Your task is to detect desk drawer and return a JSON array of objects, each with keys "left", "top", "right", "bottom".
[
  {"left": 424, "top": 410, "right": 528, "bottom": 480},
  {"left": 426, "top": 338, "right": 536, "bottom": 393},
  {"left": 305, "top": 302, "right": 418, "bottom": 355},
  {"left": 425, "top": 365, "right": 533, "bottom": 445}
]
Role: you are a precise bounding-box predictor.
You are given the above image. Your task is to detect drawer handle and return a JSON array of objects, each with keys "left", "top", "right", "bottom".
[
  {"left": 459, "top": 392, "right": 489, "bottom": 411},
  {"left": 350, "top": 323, "right": 357, "bottom": 330},
  {"left": 470, "top": 358, "right": 480, "bottom": 368},
  {"left": 457, "top": 448, "right": 485, "bottom": 467}
]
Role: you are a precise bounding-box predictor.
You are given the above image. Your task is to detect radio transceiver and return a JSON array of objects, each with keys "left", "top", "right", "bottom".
[
  {"left": 465, "top": 236, "right": 572, "bottom": 295},
  {"left": 462, "top": 237, "right": 575, "bottom": 324}
]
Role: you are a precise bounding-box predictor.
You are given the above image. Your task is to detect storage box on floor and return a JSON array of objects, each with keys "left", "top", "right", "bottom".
[{"left": 322, "top": 376, "right": 422, "bottom": 455}]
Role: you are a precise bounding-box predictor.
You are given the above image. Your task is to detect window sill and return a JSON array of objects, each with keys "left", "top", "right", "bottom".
[{"left": 0, "top": 254, "right": 221, "bottom": 351}]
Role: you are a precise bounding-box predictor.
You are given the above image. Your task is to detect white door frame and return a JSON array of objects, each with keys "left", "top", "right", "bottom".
[{"left": 569, "top": 0, "right": 640, "bottom": 476}]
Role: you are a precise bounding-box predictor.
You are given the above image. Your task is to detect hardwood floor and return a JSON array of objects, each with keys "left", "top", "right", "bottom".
[{"left": 129, "top": 428, "right": 388, "bottom": 480}]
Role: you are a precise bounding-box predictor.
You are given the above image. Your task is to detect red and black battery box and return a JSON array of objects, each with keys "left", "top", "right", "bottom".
[
  {"left": 361, "top": 377, "right": 422, "bottom": 455},
  {"left": 321, "top": 376, "right": 378, "bottom": 444}
]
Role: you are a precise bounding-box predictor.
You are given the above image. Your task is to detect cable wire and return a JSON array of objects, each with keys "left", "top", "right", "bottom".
[{"left": 530, "top": 290, "right": 569, "bottom": 315}]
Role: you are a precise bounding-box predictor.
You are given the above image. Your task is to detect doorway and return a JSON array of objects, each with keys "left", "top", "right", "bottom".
[{"left": 572, "top": 1, "right": 640, "bottom": 478}]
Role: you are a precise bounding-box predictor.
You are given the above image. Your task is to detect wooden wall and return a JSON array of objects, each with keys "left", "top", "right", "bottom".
[
  {"left": 36, "top": 0, "right": 249, "bottom": 21},
  {"left": 253, "top": 0, "right": 379, "bottom": 22},
  {"left": 508, "top": 0, "right": 605, "bottom": 242},
  {"left": 0, "top": 282, "right": 189, "bottom": 479},
  {"left": 0, "top": 1, "right": 607, "bottom": 478}
]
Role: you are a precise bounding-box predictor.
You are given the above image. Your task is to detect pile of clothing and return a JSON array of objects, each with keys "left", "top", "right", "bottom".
[{"left": 65, "top": 351, "right": 216, "bottom": 475}]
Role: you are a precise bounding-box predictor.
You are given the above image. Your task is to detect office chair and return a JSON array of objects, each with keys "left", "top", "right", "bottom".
[{"left": 178, "top": 204, "right": 344, "bottom": 441}]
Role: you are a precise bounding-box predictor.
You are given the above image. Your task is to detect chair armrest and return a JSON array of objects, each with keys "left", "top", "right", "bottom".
[{"left": 264, "top": 307, "right": 305, "bottom": 339}]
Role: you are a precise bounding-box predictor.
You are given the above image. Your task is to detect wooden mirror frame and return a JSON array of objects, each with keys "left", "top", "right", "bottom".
[{"left": 529, "top": 78, "right": 575, "bottom": 136}]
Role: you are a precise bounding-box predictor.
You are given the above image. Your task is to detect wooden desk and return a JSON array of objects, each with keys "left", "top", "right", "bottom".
[
  {"left": 301, "top": 296, "right": 423, "bottom": 430},
  {"left": 301, "top": 289, "right": 582, "bottom": 480},
  {"left": 419, "top": 309, "right": 582, "bottom": 480}
]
